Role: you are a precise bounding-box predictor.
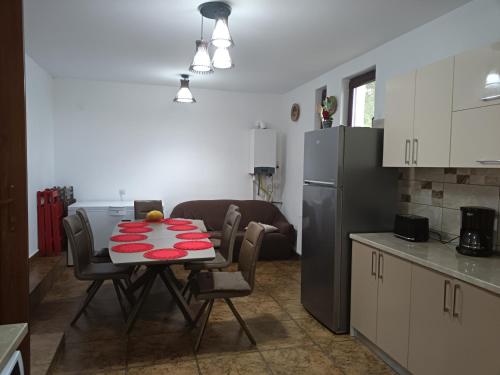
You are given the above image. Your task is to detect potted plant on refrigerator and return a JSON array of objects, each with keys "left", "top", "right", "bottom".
[{"left": 320, "top": 96, "right": 337, "bottom": 128}]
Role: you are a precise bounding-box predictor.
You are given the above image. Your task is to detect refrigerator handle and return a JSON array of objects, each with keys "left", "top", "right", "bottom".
[{"left": 304, "top": 180, "right": 336, "bottom": 187}]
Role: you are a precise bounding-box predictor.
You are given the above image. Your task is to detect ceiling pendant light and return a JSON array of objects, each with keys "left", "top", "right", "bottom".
[
  {"left": 173, "top": 74, "right": 196, "bottom": 103},
  {"left": 189, "top": 16, "right": 214, "bottom": 74},
  {"left": 199, "top": 2, "right": 234, "bottom": 48},
  {"left": 212, "top": 47, "right": 233, "bottom": 69}
]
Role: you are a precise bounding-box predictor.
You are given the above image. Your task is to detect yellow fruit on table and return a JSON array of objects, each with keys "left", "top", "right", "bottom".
[{"left": 145, "top": 210, "right": 164, "bottom": 222}]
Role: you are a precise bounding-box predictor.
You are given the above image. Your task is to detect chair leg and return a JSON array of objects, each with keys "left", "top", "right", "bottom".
[
  {"left": 117, "top": 279, "right": 136, "bottom": 306},
  {"left": 194, "top": 299, "right": 214, "bottom": 353},
  {"left": 181, "top": 270, "right": 196, "bottom": 296},
  {"left": 112, "top": 279, "right": 128, "bottom": 321},
  {"left": 225, "top": 298, "right": 256, "bottom": 345},
  {"left": 71, "top": 280, "right": 103, "bottom": 326},
  {"left": 86, "top": 280, "right": 96, "bottom": 293},
  {"left": 193, "top": 300, "right": 209, "bottom": 326}
]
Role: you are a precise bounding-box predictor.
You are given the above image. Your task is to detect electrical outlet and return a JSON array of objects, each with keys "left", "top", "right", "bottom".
[{"left": 119, "top": 189, "right": 126, "bottom": 200}]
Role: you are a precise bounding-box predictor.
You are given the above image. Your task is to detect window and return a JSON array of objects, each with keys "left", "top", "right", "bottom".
[{"left": 348, "top": 70, "right": 376, "bottom": 127}]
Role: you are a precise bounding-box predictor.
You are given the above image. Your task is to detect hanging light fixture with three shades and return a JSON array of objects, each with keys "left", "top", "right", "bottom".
[{"left": 174, "top": 1, "right": 234, "bottom": 103}]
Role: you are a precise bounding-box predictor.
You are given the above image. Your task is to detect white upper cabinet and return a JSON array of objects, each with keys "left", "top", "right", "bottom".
[
  {"left": 453, "top": 43, "right": 500, "bottom": 111},
  {"left": 383, "top": 70, "right": 415, "bottom": 167},
  {"left": 413, "top": 57, "right": 454, "bottom": 167},
  {"left": 450, "top": 105, "right": 500, "bottom": 167}
]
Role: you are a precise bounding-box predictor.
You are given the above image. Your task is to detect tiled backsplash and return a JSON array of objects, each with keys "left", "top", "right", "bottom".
[{"left": 398, "top": 168, "right": 500, "bottom": 249}]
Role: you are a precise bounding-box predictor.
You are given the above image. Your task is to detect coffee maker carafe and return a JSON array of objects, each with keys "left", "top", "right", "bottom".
[{"left": 456, "top": 206, "right": 496, "bottom": 257}]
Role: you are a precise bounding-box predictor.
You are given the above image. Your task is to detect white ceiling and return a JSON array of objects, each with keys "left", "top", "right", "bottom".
[{"left": 24, "top": 0, "right": 470, "bottom": 93}]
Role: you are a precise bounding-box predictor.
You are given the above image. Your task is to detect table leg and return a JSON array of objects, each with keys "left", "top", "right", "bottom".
[
  {"left": 127, "top": 268, "right": 152, "bottom": 295},
  {"left": 126, "top": 269, "right": 156, "bottom": 334},
  {"left": 158, "top": 267, "right": 194, "bottom": 325}
]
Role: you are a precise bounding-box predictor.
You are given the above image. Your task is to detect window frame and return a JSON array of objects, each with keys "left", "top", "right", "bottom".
[{"left": 347, "top": 69, "right": 376, "bottom": 127}]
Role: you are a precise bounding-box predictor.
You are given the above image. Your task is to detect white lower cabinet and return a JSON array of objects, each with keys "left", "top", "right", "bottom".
[
  {"left": 351, "top": 242, "right": 411, "bottom": 366},
  {"left": 351, "top": 241, "right": 500, "bottom": 375}
]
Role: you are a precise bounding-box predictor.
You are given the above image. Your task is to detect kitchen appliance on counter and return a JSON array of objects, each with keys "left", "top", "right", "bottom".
[
  {"left": 393, "top": 214, "right": 429, "bottom": 242},
  {"left": 457, "top": 206, "right": 496, "bottom": 257},
  {"left": 301, "top": 126, "right": 398, "bottom": 334}
]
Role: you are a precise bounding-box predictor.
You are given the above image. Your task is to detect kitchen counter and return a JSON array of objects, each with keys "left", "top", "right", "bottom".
[
  {"left": 350, "top": 232, "right": 500, "bottom": 296},
  {"left": 0, "top": 323, "right": 27, "bottom": 370}
]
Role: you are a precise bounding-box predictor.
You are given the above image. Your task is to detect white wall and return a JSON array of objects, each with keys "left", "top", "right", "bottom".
[
  {"left": 280, "top": 0, "right": 500, "bottom": 253},
  {"left": 53, "top": 78, "right": 283, "bottom": 214},
  {"left": 25, "top": 55, "right": 56, "bottom": 257}
]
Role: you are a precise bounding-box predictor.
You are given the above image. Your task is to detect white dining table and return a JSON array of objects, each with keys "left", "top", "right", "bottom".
[{"left": 108, "top": 219, "right": 215, "bottom": 333}]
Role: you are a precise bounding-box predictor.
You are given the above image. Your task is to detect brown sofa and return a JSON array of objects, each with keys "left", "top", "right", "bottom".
[{"left": 170, "top": 200, "right": 295, "bottom": 260}]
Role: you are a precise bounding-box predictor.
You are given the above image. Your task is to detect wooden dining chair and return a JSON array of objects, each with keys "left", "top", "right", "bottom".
[
  {"left": 63, "top": 214, "right": 135, "bottom": 325},
  {"left": 182, "top": 206, "right": 241, "bottom": 300},
  {"left": 134, "top": 200, "right": 163, "bottom": 220},
  {"left": 190, "top": 221, "right": 265, "bottom": 352}
]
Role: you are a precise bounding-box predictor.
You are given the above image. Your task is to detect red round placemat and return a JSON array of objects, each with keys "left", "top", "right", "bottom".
[
  {"left": 112, "top": 243, "right": 154, "bottom": 253},
  {"left": 118, "top": 222, "right": 149, "bottom": 228},
  {"left": 164, "top": 219, "right": 193, "bottom": 225},
  {"left": 143, "top": 249, "right": 188, "bottom": 260},
  {"left": 167, "top": 225, "right": 198, "bottom": 231},
  {"left": 174, "top": 241, "right": 213, "bottom": 251},
  {"left": 110, "top": 234, "right": 148, "bottom": 242},
  {"left": 176, "top": 232, "right": 210, "bottom": 240},
  {"left": 119, "top": 227, "right": 153, "bottom": 234}
]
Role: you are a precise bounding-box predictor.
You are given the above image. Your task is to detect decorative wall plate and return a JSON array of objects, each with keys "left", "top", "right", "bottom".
[{"left": 291, "top": 103, "right": 300, "bottom": 122}]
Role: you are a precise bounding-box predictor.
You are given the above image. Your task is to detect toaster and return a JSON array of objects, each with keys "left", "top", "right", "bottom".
[{"left": 393, "top": 214, "right": 429, "bottom": 242}]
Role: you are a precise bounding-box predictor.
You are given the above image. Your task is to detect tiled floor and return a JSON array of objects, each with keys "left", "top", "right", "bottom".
[{"left": 30, "top": 259, "right": 395, "bottom": 375}]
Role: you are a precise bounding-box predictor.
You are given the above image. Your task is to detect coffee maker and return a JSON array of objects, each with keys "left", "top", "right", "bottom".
[{"left": 456, "top": 206, "right": 496, "bottom": 257}]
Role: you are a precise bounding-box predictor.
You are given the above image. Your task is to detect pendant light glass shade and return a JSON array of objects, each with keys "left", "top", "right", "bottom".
[
  {"left": 211, "top": 17, "right": 233, "bottom": 48},
  {"left": 212, "top": 47, "right": 233, "bottom": 69},
  {"left": 173, "top": 75, "right": 196, "bottom": 103},
  {"left": 189, "top": 40, "right": 214, "bottom": 74}
]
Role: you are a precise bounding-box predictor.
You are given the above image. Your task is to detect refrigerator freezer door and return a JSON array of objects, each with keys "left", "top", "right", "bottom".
[
  {"left": 304, "top": 127, "right": 343, "bottom": 186},
  {"left": 301, "top": 183, "right": 341, "bottom": 331}
]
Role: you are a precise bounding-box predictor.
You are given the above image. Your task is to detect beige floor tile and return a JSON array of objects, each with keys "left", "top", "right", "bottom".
[
  {"left": 261, "top": 346, "right": 343, "bottom": 375},
  {"left": 278, "top": 299, "right": 312, "bottom": 320},
  {"left": 322, "top": 338, "right": 394, "bottom": 375},
  {"left": 248, "top": 319, "right": 314, "bottom": 350},
  {"left": 198, "top": 352, "right": 270, "bottom": 375},
  {"left": 127, "top": 332, "right": 195, "bottom": 368},
  {"left": 128, "top": 361, "right": 199, "bottom": 375},
  {"left": 295, "top": 316, "right": 353, "bottom": 346},
  {"left": 233, "top": 298, "right": 292, "bottom": 322}
]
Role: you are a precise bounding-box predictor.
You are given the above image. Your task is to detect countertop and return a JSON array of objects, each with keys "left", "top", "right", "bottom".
[
  {"left": 350, "top": 232, "right": 500, "bottom": 296},
  {"left": 0, "top": 323, "right": 27, "bottom": 370}
]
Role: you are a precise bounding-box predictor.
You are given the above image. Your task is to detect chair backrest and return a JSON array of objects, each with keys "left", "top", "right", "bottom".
[
  {"left": 75, "top": 208, "right": 96, "bottom": 255},
  {"left": 219, "top": 208, "right": 241, "bottom": 265},
  {"left": 238, "top": 222, "right": 265, "bottom": 290},
  {"left": 134, "top": 200, "right": 163, "bottom": 219},
  {"left": 63, "top": 214, "right": 91, "bottom": 280}
]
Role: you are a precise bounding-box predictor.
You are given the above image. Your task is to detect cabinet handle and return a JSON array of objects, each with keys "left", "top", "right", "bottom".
[
  {"left": 412, "top": 139, "right": 418, "bottom": 165},
  {"left": 452, "top": 284, "right": 461, "bottom": 318},
  {"left": 443, "top": 280, "right": 451, "bottom": 313},
  {"left": 476, "top": 160, "right": 500, "bottom": 165},
  {"left": 482, "top": 94, "right": 500, "bottom": 102},
  {"left": 378, "top": 253, "right": 383, "bottom": 280},
  {"left": 404, "top": 139, "right": 411, "bottom": 165},
  {"left": 371, "top": 251, "right": 377, "bottom": 276}
]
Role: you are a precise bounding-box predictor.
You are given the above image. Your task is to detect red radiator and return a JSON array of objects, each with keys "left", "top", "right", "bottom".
[{"left": 37, "top": 188, "right": 66, "bottom": 256}]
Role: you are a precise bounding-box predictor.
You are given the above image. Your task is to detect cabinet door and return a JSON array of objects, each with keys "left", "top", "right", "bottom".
[
  {"left": 413, "top": 57, "right": 453, "bottom": 167},
  {"left": 376, "top": 252, "right": 412, "bottom": 367},
  {"left": 447, "top": 281, "right": 500, "bottom": 375},
  {"left": 383, "top": 70, "right": 416, "bottom": 167},
  {"left": 350, "top": 242, "right": 378, "bottom": 342},
  {"left": 453, "top": 43, "right": 500, "bottom": 111},
  {"left": 408, "top": 265, "right": 454, "bottom": 375},
  {"left": 450, "top": 104, "right": 500, "bottom": 167}
]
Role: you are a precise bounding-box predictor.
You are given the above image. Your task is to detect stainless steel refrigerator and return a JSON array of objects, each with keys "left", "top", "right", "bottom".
[{"left": 301, "top": 126, "right": 398, "bottom": 334}]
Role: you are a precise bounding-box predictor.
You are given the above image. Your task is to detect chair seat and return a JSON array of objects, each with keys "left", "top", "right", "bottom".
[
  {"left": 94, "top": 247, "right": 110, "bottom": 258},
  {"left": 184, "top": 251, "right": 227, "bottom": 271},
  {"left": 79, "top": 263, "right": 132, "bottom": 281},
  {"left": 192, "top": 271, "right": 251, "bottom": 300}
]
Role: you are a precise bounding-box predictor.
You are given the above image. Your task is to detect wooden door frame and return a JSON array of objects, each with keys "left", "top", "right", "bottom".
[{"left": 0, "top": 0, "right": 30, "bottom": 372}]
